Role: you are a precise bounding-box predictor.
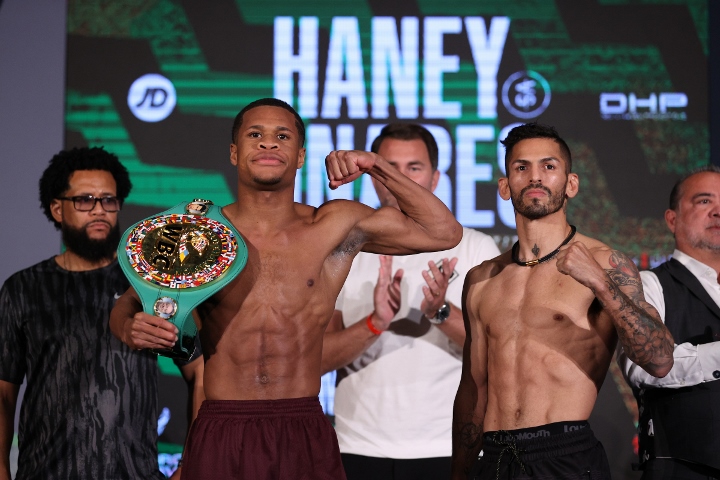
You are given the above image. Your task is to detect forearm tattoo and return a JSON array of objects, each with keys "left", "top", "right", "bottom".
[
  {"left": 454, "top": 420, "right": 484, "bottom": 473},
  {"left": 595, "top": 250, "right": 673, "bottom": 369}
]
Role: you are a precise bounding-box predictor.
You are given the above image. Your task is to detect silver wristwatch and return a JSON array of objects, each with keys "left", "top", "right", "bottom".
[{"left": 427, "top": 302, "right": 451, "bottom": 325}]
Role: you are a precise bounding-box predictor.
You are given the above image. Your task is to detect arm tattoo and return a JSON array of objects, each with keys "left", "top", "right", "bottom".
[
  {"left": 605, "top": 251, "right": 643, "bottom": 288},
  {"left": 458, "top": 421, "right": 483, "bottom": 450},
  {"left": 455, "top": 420, "right": 484, "bottom": 474},
  {"left": 595, "top": 250, "right": 673, "bottom": 369}
]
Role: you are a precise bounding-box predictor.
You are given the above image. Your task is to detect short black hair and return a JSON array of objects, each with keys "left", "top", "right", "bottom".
[
  {"left": 668, "top": 164, "right": 720, "bottom": 210},
  {"left": 370, "top": 123, "right": 439, "bottom": 171},
  {"left": 500, "top": 123, "right": 572, "bottom": 175},
  {"left": 231, "top": 98, "right": 305, "bottom": 147},
  {"left": 39, "top": 147, "right": 132, "bottom": 229}
]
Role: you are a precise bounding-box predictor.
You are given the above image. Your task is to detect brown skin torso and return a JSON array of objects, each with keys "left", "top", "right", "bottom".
[
  {"left": 110, "top": 106, "right": 462, "bottom": 402},
  {"left": 467, "top": 234, "right": 617, "bottom": 430},
  {"left": 452, "top": 136, "right": 673, "bottom": 479},
  {"left": 198, "top": 201, "right": 365, "bottom": 401}
]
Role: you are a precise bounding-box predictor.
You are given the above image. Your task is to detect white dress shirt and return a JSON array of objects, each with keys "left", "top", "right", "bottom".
[{"left": 618, "top": 249, "right": 720, "bottom": 388}]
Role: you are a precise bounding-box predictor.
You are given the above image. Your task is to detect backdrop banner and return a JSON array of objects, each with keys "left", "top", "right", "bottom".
[{"left": 64, "top": 1, "right": 709, "bottom": 477}]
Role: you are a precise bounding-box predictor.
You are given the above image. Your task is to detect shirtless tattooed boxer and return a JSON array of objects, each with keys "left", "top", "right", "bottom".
[
  {"left": 110, "top": 98, "right": 462, "bottom": 480},
  {"left": 451, "top": 123, "right": 674, "bottom": 480}
]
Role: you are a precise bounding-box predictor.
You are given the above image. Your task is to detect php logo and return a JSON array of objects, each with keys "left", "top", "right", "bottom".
[
  {"left": 502, "top": 70, "right": 552, "bottom": 119},
  {"left": 127, "top": 74, "right": 177, "bottom": 122}
]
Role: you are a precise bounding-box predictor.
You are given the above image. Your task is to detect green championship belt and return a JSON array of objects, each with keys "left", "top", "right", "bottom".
[{"left": 117, "top": 199, "right": 248, "bottom": 360}]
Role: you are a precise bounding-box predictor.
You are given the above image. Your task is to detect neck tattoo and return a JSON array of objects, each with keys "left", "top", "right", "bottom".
[
  {"left": 532, "top": 244, "right": 540, "bottom": 258},
  {"left": 512, "top": 225, "right": 577, "bottom": 267}
]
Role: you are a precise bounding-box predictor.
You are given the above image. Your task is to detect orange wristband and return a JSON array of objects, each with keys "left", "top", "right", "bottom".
[{"left": 366, "top": 313, "right": 383, "bottom": 335}]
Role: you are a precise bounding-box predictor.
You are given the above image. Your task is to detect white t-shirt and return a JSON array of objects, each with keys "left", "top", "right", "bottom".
[{"left": 333, "top": 228, "right": 500, "bottom": 459}]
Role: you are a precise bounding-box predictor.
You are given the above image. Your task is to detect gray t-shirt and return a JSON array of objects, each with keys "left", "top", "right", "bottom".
[{"left": 0, "top": 258, "right": 163, "bottom": 480}]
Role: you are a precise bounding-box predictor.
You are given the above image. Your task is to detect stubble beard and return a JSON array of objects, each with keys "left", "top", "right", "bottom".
[
  {"left": 379, "top": 193, "right": 399, "bottom": 210},
  {"left": 511, "top": 183, "right": 567, "bottom": 220},
  {"left": 252, "top": 171, "right": 282, "bottom": 187},
  {"left": 61, "top": 221, "right": 121, "bottom": 263},
  {"left": 689, "top": 228, "right": 720, "bottom": 253},
  {"left": 251, "top": 174, "right": 283, "bottom": 186}
]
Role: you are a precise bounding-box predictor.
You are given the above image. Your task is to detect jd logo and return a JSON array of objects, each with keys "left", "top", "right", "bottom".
[{"left": 127, "top": 73, "right": 177, "bottom": 122}]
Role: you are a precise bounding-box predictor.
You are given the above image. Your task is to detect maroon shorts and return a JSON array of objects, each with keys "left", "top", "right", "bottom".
[{"left": 180, "top": 396, "right": 346, "bottom": 480}]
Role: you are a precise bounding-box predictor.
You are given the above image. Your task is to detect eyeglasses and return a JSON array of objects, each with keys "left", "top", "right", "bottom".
[{"left": 57, "top": 195, "right": 121, "bottom": 212}]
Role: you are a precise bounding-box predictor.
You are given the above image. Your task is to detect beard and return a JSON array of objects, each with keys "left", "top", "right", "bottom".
[
  {"left": 377, "top": 191, "right": 399, "bottom": 209},
  {"left": 61, "top": 221, "right": 121, "bottom": 263},
  {"left": 689, "top": 228, "right": 720, "bottom": 253},
  {"left": 697, "top": 241, "right": 720, "bottom": 252},
  {"left": 511, "top": 182, "right": 567, "bottom": 220},
  {"left": 251, "top": 174, "right": 282, "bottom": 186}
]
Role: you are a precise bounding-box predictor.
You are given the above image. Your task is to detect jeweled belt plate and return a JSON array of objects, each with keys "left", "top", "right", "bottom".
[{"left": 117, "top": 199, "right": 248, "bottom": 360}]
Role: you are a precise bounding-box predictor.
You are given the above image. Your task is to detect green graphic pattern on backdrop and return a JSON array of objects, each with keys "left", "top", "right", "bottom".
[
  {"left": 64, "top": 0, "right": 710, "bottom": 461},
  {"left": 66, "top": 90, "right": 234, "bottom": 207},
  {"left": 66, "top": 0, "right": 708, "bottom": 255},
  {"left": 68, "top": 0, "right": 271, "bottom": 208}
]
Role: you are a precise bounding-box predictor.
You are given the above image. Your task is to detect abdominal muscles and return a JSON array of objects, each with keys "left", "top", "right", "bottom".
[{"left": 485, "top": 336, "right": 598, "bottom": 431}]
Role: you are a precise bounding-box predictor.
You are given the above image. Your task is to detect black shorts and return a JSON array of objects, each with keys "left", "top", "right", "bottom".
[
  {"left": 641, "top": 458, "right": 720, "bottom": 480},
  {"left": 341, "top": 454, "right": 450, "bottom": 480},
  {"left": 473, "top": 421, "right": 611, "bottom": 480}
]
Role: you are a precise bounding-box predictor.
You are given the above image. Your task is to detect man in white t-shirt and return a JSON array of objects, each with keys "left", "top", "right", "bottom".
[{"left": 323, "top": 124, "right": 500, "bottom": 479}]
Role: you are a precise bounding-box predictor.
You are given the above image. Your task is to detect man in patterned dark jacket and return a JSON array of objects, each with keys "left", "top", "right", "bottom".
[{"left": 0, "top": 147, "right": 202, "bottom": 480}]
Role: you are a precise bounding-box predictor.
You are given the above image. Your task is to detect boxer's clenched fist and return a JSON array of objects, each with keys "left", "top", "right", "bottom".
[{"left": 325, "top": 150, "right": 379, "bottom": 189}]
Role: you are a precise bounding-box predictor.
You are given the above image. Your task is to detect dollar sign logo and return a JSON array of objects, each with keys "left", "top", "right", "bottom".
[{"left": 514, "top": 79, "right": 537, "bottom": 110}]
